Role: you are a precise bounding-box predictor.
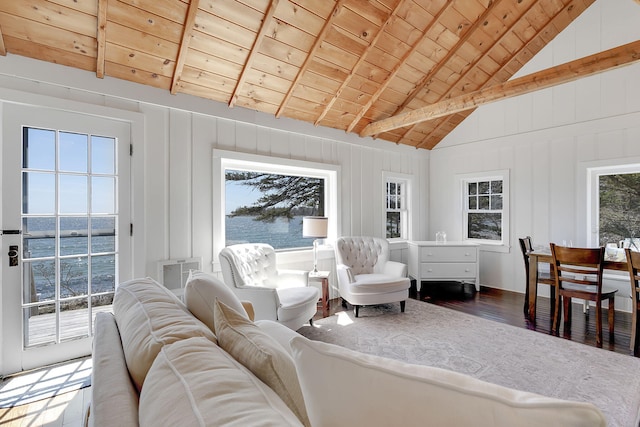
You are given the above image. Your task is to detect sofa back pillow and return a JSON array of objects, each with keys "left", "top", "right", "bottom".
[
  {"left": 113, "top": 277, "right": 217, "bottom": 392},
  {"left": 184, "top": 270, "right": 248, "bottom": 332},
  {"left": 139, "top": 337, "right": 303, "bottom": 427},
  {"left": 290, "top": 337, "right": 607, "bottom": 427},
  {"left": 214, "top": 299, "right": 310, "bottom": 427}
]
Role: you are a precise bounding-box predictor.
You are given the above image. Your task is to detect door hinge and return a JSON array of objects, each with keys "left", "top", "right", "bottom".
[
  {"left": 129, "top": 144, "right": 133, "bottom": 156},
  {"left": 130, "top": 223, "right": 133, "bottom": 236}
]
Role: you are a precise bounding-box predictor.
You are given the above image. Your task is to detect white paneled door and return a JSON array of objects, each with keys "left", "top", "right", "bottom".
[{"left": 1, "top": 104, "right": 131, "bottom": 375}]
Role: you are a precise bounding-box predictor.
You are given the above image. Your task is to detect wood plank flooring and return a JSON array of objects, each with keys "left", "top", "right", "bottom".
[{"left": 4, "top": 283, "right": 636, "bottom": 427}]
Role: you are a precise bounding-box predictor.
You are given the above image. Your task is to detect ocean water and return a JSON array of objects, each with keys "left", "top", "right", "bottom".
[
  {"left": 226, "top": 215, "right": 316, "bottom": 250},
  {"left": 22, "top": 217, "right": 117, "bottom": 301}
]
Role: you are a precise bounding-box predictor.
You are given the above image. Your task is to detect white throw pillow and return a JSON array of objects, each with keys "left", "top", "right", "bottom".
[
  {"left": 184, "top": 270, "right": 248, "bottom": 331},
  {"left": 214, "top": 299, "right": 310, "bottom": 427},
  {"left": 290, "top": 337, "right": 607, "bottom": 427},
  {"left": 113, "top": 277, "right": 217, "bottom": 391},
  {"left": 139, "top": 337, "right": 303, "bottom": 427}
]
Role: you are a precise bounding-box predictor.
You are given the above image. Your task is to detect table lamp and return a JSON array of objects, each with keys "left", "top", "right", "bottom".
[{"left": 303, "top": 216, "right": 328, "bottom": 273}]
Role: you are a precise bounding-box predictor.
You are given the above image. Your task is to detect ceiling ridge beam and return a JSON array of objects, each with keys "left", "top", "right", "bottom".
[
  {"left": 170, "top": 0, "right": 200, "bottom": 94},
  {"left": 229, "top": 0, "right": 279, "bottom": 108},
  {"left": 360, "top": 39, "right": 640, "bottom": 138},
  {"left": 96, "top": 0, "right": 108, "bottom": 78},
  {"left": 344, "top": 0, "right": 455, "bottom": 133},
  {"left": 375, "top": 0, "right": 505, "bottom": 136},
  {"left": 414, "top": 0, "right": 590, "bottom": 148},
  {"left": 313, "top": 0, "right": 405, "bottom": 126},
  {"left": 276, "top": 0, "right": 345, "bottom": 118}
]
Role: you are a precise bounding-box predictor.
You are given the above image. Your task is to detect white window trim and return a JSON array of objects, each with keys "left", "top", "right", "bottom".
[
  {"left": 382, "top": 171, "right": 413, "bottom": 241},
  {"left": 582, "top": 157, "right": 640, "bottom": 248},
  {"left": 212, "top": 149, "right": 340, "bottom": 270},
  {"left": 457, "top": 169, "right": 510, "bottom": 253}
]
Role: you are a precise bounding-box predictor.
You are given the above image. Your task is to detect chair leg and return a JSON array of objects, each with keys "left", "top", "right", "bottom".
[
  {"left": 549, "top": 286, "right": 556, "bottom": 316},
  {"left": 595, "top": 300, "right": 603, "bottom": 348},
  {"left": 354, "top": 305, "right": 360, "bottom": 318},
  {"left": 400, "top": 300, "right": 406, "bottom": 313},
  {"left": 563, "top": 297, "right": 572, "bottom": 337},
  {"left": 632, "top": 308, "right": 639, "bottom": 356},
  {"left": 552, "top": 295, "right": 562, "bottom": 335},
  {"left": 608, "top": 297, "right": 615, "bottom": 341}
]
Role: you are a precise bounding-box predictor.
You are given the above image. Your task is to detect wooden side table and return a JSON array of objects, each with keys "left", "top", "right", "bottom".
[{"left": 309, "top": 270, "right": 330, "bottom": 318}]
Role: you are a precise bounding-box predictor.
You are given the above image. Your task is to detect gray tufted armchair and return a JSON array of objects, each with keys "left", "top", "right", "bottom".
[
  {"left": 334, "top": 236, "right": 410, "bottom": 317},
  {"left": 219, "top": 243, "right": 319, "bottom": 330}
]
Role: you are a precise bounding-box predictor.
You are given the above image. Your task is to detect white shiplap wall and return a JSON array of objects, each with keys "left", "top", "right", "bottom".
[
  {"left": 430, "top": 0, "right": 640, "bottom": 310},
  {"left": 0, "top": 55, "right": 430, "bottom": 299}
]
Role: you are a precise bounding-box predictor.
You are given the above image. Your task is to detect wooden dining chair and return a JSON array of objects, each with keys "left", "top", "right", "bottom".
[
  {"left": 624, "top": 248, "right": 640, "bottom": 357},
  {"left": 518, "top": 236, "right": 556, "bottom": 318},
  {"left": 550, "top": 243, "right": 618, "bottom": 347}
]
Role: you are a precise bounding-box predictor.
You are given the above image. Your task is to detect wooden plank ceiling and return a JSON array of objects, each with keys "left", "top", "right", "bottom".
[{"left": 0, "top": 0, "right": 599, "bottom": 149}]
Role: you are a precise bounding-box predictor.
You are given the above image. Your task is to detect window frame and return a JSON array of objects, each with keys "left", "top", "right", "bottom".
[
  {"left": 383, "top": 171, "right": 412, "bottom": 241},
  {"left": 586, "top": 161, "right": 640, "bottom": 248},
  {"left": 212, "top": 149, "right": 340, "bottom": 267},
  {"left": 458, "top": 169, "right": 510, "bottom": 252}
]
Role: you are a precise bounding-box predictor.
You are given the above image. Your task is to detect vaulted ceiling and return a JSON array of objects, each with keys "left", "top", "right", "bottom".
[{"left": 0, "top": 0, "right": 636, "bottom": 150}]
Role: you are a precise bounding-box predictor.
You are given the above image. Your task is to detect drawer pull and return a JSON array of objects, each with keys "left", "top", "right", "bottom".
[{"left": 427, "top": 269, "right": 433, "bottom": 272}]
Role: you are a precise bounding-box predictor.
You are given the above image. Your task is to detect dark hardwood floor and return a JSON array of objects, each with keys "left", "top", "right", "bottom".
[{"left": 326, "top": 281, "right": 635, "bottom": 357}]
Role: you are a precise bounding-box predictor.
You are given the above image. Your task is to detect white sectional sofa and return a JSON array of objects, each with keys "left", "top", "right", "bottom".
[{"left": 87, "top": 274, "right": 607, "bottom": 427}]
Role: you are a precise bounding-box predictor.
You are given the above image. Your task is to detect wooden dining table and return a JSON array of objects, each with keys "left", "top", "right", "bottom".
[{"left": 525, "top": 250, "right": 628, "bottom": 323}]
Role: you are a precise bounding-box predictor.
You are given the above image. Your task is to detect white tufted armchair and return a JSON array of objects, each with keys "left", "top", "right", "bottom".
[
  {"left": 219, "top": 243, "right": 319, "bottom": 330},
  {"left": 335, "top": 236, "right": 410, "bottom": 317}
]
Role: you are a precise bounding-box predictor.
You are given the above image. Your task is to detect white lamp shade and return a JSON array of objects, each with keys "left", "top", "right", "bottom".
[{"left": 302, "top": 216, "right": 328, "bottom": 238}]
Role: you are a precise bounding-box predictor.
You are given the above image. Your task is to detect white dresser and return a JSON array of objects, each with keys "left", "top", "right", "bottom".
[{"left": 407, "top": 241, "right": 479, "bottom": 292}]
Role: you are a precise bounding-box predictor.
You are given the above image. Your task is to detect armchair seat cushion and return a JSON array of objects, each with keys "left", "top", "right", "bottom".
[
  {"left": 351, "top": 274, "right": 410, "bottom": 294},
  {"left": 277, "top": 287, "right": 320, "bottom": 322}
]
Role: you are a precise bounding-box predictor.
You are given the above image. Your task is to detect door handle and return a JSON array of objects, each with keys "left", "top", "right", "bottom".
[{"left": 8, "top": 245, "right": 18, "bottom": 267}]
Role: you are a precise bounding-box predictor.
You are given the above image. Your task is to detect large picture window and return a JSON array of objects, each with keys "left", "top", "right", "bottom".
[
  {"left": 213, "top": 150, "right": 339, "bottom": 253},
  {"left": 460, "top": 170, "right": 509, "bottom": 247},
  {"left": 587, "top": 162, "right": 640, "bottom": 250}
]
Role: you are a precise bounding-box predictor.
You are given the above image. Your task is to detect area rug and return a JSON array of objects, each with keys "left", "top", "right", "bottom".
[
  {"left": 0, "top": 357, "right": 92, "bottom": 408},
  {"left": 298, "top": 299, "right": 640, "bottom": 427}
]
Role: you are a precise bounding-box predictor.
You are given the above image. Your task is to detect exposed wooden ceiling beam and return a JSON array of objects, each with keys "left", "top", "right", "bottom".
[
  {"left": 229, "top": 0, "right": 279, "bottom": 108},
  {"left": 372, "top": 0, "right": 504, "bottom": 137},
  {"left": 413, "top": 0, "right": 591, "bottom": 149},
  {"left": 314, "top": 0, "right": 405, "bottom": 126},
  {"left": 171, "top": 0, "right": 200, "bottom": 94},
  {"left": 361, "top": 40, "right": 640, "bottom": 137},
  {"left": 276, "top": 0, "right": 345, "bottom": 118},
  {"left": 96, "top": 0, "right": 108, "bottom": 78},
  {"left": 344, "top": 0, "right": 454, "bottom": 133}
]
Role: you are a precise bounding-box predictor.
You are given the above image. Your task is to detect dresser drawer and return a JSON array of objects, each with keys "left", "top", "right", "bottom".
[
  {"left": 419, "top": 262, "right": 477, "bottom": 279},
  {"left": 418, "top": 246, "right": 477, "bottom": 263}
]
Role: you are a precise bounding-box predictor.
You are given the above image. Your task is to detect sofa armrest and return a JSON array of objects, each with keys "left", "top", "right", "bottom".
[
  {"left": 276, "top": 269, "right": 310, "bottom": 289},
  {"left": 255, "top": 319, "right": 301, "bottom": 355},
  {"left": 241, "top": 301, "right": 255, "bottom": 321},
  {"left": 336, "top": 264, "right": 354, "bottom": 286},
  {"left": 382, "top": 260, "right": 407, "bottom": 277},
  {"left": 89, "top": 312, "right": 139, "bottom": 427}
]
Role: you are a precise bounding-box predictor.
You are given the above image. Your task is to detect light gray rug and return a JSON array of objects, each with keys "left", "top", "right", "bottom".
[{"left": 297, "top": 299, "right": 640, "bottom": 427}]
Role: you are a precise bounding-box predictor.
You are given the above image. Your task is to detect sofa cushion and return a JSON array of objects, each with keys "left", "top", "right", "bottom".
[
  {"left": 275, "top": 286, "right": 319, "bottom": 322},
  {"left": 139, "top": 337, "right": 303, "bottom": 427},
  {"left": 214, "top": 299, "right": 310, "bottom": 426},
  {"left": 350, "top": 273, "right": 410, "bottom": 294},
  {"left": 290, "top": 337, "right": 607, "bottom": 427},
  {"left": 113, "top": 277, "right": 217, "bottom": 392},
  {"left": 184, "top": 270, "right": 248, "bottom": 331}
]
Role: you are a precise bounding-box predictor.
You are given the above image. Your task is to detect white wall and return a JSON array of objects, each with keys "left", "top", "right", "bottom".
[
  {"left": 0, "top": 53, "right": 430, "bottom": 299},
  {"left": 431, "top": 0, "right": 640, "bottom": 309}
]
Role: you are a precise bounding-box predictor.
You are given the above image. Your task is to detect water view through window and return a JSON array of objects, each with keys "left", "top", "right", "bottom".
[{"left": 225, "top": 169, "right": 324, "bottom": 249}]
